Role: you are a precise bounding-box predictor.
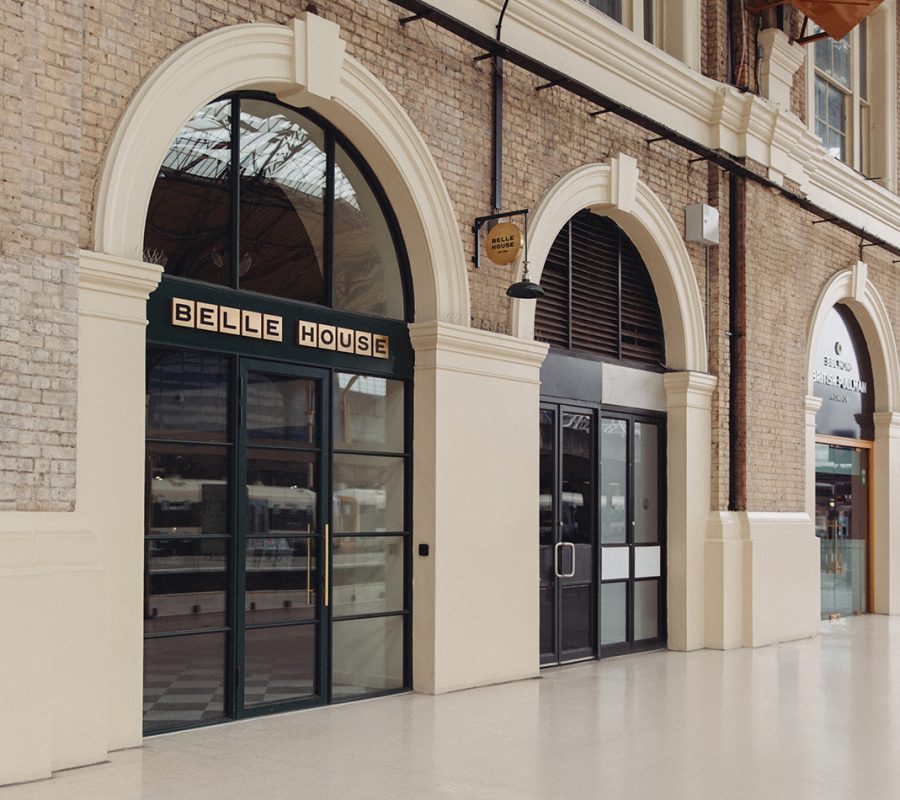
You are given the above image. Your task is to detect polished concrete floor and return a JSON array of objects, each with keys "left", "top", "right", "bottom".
[{"left": 6, "top": 615, "right": 900, "bottom": 799}]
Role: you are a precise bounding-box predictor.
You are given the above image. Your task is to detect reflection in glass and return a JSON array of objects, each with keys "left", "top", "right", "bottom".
[
  {"left": 238, "top": 99, "right": 327, "bottom": 303},
  {"left": 243, "top": 625, "right": 317, "bottom": 707},
  {"left": 146, "top": 348, "right": 229, "bottom": 441},
  {"left": 332, "top": 615, "right": 404, "bottom": 699},
  {"left": 333, "top": 143, "right": 404, "bottom": 319},
  {"left": 144, "top": 99, "right": 232, "bottom": 284},
  {"left": 333, "top": 454, "right": 404, "bottom": 532},
  {"left": 143, "top": 632, "right": 226, "bottom": 732},
  {"left": 147, "top": 444, "right": 229, "bottom": 535},
  {"left": 634, "top": 422, "right": 659, "bottom": 544},
  {"left": 245, "top": 536, "right": 316, "bottom": 624},
  {"left": 600, "top": 582, "right": 627, "bottom": 646},
  {"left": 561, "top": 585, "right": 593, "bottom": 653},
  {"left": 331, "top": 536, "right": 404, "bottom": 617},
  {"left": 539, "top": 408, "right": 556, "bottom": 549},
  {"left": 562, "top": 412, "right": 593, "bottom": 545},
  {"left": 333, "top": 373, "right": 404, "bottom": 453},
  {"left": 145, "top": 538, "right": 227, "bottom": 633},
  {"left": 246, "top": 451, "right": 317, "bottom": 533},
  {"left": 601, "top": 418, "right": 627, "bottom": 544},
  {"left": 246, "top": 372, "right": 316, "bottom": 446},
  {"left": 634, "top": 580, "right": 659, "bottom": 641}
]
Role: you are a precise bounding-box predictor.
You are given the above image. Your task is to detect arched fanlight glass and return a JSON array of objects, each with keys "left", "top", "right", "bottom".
[{"left": 144, "top": 94, "right": 408, "bottom": 320}]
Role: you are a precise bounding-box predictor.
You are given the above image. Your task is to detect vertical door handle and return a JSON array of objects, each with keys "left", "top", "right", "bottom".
[
  {"left": 306, "top": 523, "right": 312, "bottom": 606},
  {"left": 554, "top": 542, "right": 576, "bottom": 578},
  {"left": 324, "top": 523, "right": 330, "bottom": 607}
]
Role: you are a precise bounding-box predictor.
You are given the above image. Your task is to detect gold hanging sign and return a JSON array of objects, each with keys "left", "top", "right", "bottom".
[{"left": 485, "top": 221, "right": 523, "bottom": 265}]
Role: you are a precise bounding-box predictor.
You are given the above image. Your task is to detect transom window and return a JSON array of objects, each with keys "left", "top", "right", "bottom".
[{"left": 144, "top": 93, "right": 408, "bottom": 320}]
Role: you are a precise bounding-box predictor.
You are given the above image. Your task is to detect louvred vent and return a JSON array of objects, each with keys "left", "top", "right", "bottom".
[{"left": 535, "top": 211, "right": 665, "bottom": 368}]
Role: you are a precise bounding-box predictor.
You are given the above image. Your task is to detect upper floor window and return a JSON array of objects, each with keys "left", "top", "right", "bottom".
[
  {"left": 807, "top": 5, "right": 895, "bottom": 188},
  {"left": 813, "top": 22, "right": 868, "bottom": 169},
  {"left": 144, "top": 93, "right": 408, "bottom": 320},
  {"left": 582, "top": 0, "right": 658, "bottom": 45}
]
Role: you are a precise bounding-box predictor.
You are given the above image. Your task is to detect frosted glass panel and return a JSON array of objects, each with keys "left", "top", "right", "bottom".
[
  {"left": 634, "top": 580, "right": 659, "bottom": 641},
  {"left": 601, "top": 546, "right": 629, "bottom": 580},
  {"left": 600, "top": 582, "right": 627, "bottom": 646},
  {"left": 634, "top": 546, "right": 661, "bottom": 578}
]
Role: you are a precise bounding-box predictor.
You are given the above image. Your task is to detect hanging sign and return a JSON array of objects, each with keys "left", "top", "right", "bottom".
[{"left": 485, "top": 221, "right": 523, "bottom": 266}]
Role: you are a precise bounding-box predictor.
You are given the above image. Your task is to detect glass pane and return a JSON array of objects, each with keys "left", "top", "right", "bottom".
[
  {"left": 859, "top": 20, "right": 868, "bottom": 99},
  {"left": 246, "top": 372, "right": 317, "bottom": 446},
  {"left": 332, "top": 615, "right": 404, "bottom": 699},
  {"left": 634, "top": 580, "right": 659, "bottom": 640},
  {"left": 601, "top": 418, "right": 627, "bottom": 544},
  {"left": 562, "top": 412, "right": 593, "bottom": 545},
  {"left": 561, "top": 584, "right": 593, "bottom": 654},
  {"left": 600, "top": 581, "right": 627, "bottom": 646},
  {"left": 540, "top": 585, "right": 555, "bottom": 658},
  {"left": 147, "top": 444, "right": 229, "bottom": 535},
  {"left": 814, "top": 37, "right": 831, "bottom": 73},
  {"left": 540, "top": 409, "right": 555, "bottom": 549},
  {"left": 333, "top": 454, "right": 404, "bottom": 533},
  {"left": 333, "top": 143, "right": 404, "bottom": 319},
  {"left": 243, "top": 624, "right": 317, "bottom": 707},
  {"left": 143, "top": 632, "right": 226, "bottom": 732},
  {"left": 827, "top": 85, "right": 845, "bottom": 131},
  {"left": 246, "top": 450, "right": 318, "bottom": 533},
  {"left": 245, "top": 536, "right": 317, "bottom": 624},
  {"left": 815, "top": 78, "right": 826, "bottom": 126},
  {"left": 238, "top": 99, "right": 326, "bottom": 303},
  {"left": 331, "top": 535, "right": 404, "bottom": 617},
  {"left": 634, "top": 422, "right": 659, "bottom": 543},
  {"left": 144, "top": 99, "right": 231, "bottom": 284},
  {"left": 333, "top": 373, "right": 404, "bottom": 453},
  {"left": 146, "top": 348, "right": 229, "bottom": 441},
  {"left": 833, "top": 37, "right": 851, "bottom": 88},
  {"left": 586, "top": 0, "right": 622, "bottom": 21},
  {"left": 145, "top": 538, "right": 227, "bottom": 633}
]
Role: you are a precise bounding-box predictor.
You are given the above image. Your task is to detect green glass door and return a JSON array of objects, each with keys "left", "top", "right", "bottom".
[{"left": 815, "top": 443, "right": 869, "bottom": 618}]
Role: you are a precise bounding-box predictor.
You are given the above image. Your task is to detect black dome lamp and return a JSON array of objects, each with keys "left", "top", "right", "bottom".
[{"left": 506, "top": 263, "right": 544, "bottom": 299}]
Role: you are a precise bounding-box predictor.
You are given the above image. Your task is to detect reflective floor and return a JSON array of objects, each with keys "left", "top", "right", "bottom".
[{"left": 7, "top": 615, "right": 900, "bottom": 799}]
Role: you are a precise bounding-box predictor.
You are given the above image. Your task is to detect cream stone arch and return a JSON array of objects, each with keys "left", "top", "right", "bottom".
[
  {"left": 94, "top": 13, "right": 469, "bottom": 325},
  {"left": 511, "top": 155, "right": 707, "bottom": 372},
  {"left": 805, "top": 262, "right": 900, "bottom": 616}
]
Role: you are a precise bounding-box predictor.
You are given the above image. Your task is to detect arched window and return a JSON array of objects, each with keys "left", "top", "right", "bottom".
[
  {"left": 535, "top": 210, "right": 665, "bottom": 368},
  {"left": 144, "top": 93, "right": 409, "bottom": 320}
]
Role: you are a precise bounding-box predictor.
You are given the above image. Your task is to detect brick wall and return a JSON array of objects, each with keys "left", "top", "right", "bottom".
[{"left": 0, "top": 0, "right": 82, "bottom": 511}]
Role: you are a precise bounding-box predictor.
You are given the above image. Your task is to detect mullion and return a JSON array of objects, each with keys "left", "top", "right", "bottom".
[{"left": 230, "top": 96, "right": 240, "bottom": 289}]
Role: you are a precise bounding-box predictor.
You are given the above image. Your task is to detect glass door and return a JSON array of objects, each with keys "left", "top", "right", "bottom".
[
  {"left": 238, "top": 361, "right": 328, "bottom": 715},
  {"left": 540, "top": 404, "right": 597, "bottom": 666},
  {"left": 599, "top": 413, "right": 665, "bottom": 656},
  {"left": 815, "top": 442, "right": 869, "bottom": 618}
]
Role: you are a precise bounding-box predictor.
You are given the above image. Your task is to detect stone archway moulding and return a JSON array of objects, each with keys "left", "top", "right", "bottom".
[
  {"left": 805, "top": 261, "right": 900, "bottom": 410},
  {"left": 511, "top": 156, "right": 707, "bottom": 372},
  {"left": 93, "top": 13, "right": 469, "bottom": 326}
]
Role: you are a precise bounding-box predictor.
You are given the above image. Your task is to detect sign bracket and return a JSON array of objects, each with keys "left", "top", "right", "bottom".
[{"left": 472, "top": 208, "right": 528, "bottom": 269}]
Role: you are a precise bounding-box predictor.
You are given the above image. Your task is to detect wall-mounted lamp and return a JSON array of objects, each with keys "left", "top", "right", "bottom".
[{"left": 473, "top": 208, "right": 544, "bottom": 299}]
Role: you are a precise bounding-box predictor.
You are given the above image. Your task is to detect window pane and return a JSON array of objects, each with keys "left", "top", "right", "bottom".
[
  {"left": 600, "top": 581, "right": 627, "bottom": 645},
  {"left": 143, "top": 632, "right": 226, "bottom": 732},
  {"left": 333, "top": 454, "right": 405, "bottom": 533},
  {"left": 245, "top": 536, "right": 317, "bottom": 624},
  {"left": 147, "top": 444, "right": 229, "bottom": 535},
  {"left": 827, "top": 84, "right": 845, "bottom": 130},
  {"left": 147, "top": 348, "right": 229, "bottom": 441},
  {"left": 246, "top": 450, "right": 318, "bottom": 533},
  {"left": 585, "top": 0, "right": 622, "bottom": 21},
  {"left": 333, "top": 143, "right": 404, "bottom": 319},
  {"left": 331, "top": 535, "right": 405, "bottom": 617},
  {"left": 238, "top": 99, "right": 326, "bottom": 303},
  {"left": 634, "top": 579, "right": 659, "bottom": 640},
  {"left": 333, "top": 373, "right": 404, "bottom": 453},
  {"left": 246, "top": 371, "right": 317, "bottom": 446},
  {"left": 332, "top": 615, "right": 404, "bottom": 699},
  {"left": 601, "top": 418, "right": 627, "bottom": 544},
  {"left": 562, "top": 412, "right": 594, "bottom": 545},
  {"left": 145, "top": 538, "right": 227, "bottom": 633},
  {"left": 244, "top": 625, "right": 317, "bottom": 707},
  {"left": 634, "top": 422, "right": 659, "bottom": 543},
  {"left": 833, "top": 37, "right": 851, "bottom": 88},
  {"left": 144, "top": 99, "right": 231, "bottom": 284}
]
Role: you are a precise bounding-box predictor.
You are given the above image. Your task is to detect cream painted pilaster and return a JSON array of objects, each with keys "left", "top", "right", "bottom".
[
  {"left": 77, "top": 251, "right": 163, "bottom": 751},
  {"left": 805, "top": 395, "right": 823, "bottom": 518},
  {"left": 409, "top": 322, "right": 547, "bottom": 693},
  {"left": 872, "top": 411, "right": 900, "bottom": 614},
  {"left": 663, "top": 371, "right": 716, "bottom": 651}
]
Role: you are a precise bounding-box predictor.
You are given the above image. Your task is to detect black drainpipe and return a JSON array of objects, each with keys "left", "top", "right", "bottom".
[
  {"left": 492, "top": 0, "right": 511, "bottom": 212},
  {"left": 728, "top": 170, "right": 747, "bottom": 511}
]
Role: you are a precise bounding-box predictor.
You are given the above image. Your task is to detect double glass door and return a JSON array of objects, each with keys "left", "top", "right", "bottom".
[
  {"left": 815, "top": 442, "right": 869, "bottom": 618},
  {"left": 540, "top": 404, "right": 666, "bottom": 666},
  {"left": 144, "top": 350, "right": 409, "bottom": 732}
]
